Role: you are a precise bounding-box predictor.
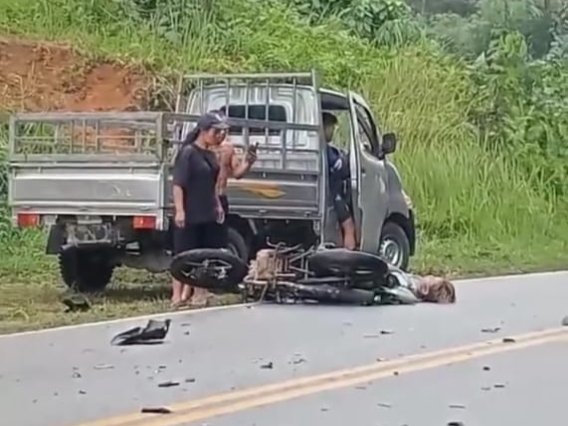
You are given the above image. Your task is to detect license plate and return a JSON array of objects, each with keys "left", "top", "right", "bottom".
[{"left": 65, "top": 223, "right": 117, "bottom": 245}]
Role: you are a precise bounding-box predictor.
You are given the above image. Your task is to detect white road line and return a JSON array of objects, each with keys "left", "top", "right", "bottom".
[
  {"left": 0, "top": 270, "right": 565, "bottom": 339},
  {"left": 0, "top": 303, "right": 256, "bottom": 339}
]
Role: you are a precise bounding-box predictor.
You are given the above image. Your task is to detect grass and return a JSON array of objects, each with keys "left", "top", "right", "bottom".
[{"left": 0, "top": 0, "right": 567, "bottom": 333}]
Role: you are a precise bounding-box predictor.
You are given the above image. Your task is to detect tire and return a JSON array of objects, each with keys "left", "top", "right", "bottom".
[
  {"left": 226, "top": 227, "right": 249, "bottom": 262},
  {"left": 307, "top": 248, "right": 388, "bottom": 279},
  {"left": 379, "top": 221, "right": 410, "bottom": 271},
  {"left": 170, "top": 248, "right": 249, "bottom": 292},
  {"left": 59, "top": 247, "right": 115, "bottom": 293}
]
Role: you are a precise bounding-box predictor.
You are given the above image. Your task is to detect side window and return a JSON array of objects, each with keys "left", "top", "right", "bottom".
[
  {"left": 354, "top": 104, "right": 379, "bottom": 155},
  {"left": 220, "top": 104, "right": 287, "bottom": 136}
]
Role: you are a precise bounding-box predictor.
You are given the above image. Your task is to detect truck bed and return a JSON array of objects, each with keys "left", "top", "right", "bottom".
[{"left": 8, "top": 111, "right": 323, "bottom": 227}]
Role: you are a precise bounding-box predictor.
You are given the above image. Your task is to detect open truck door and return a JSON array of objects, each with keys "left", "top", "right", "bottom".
[{"left": 348, "top": 91, "right": 389, "bottom": 254}]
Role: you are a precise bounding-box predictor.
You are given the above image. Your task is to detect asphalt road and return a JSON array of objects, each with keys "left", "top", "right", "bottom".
[{"left": 0, "top": 271, "right": 567, "bottom": 426}]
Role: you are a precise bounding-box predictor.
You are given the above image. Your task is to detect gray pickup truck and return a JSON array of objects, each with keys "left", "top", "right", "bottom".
[{"left": 7, "top": 71, "right": 416, "bottom": 292}]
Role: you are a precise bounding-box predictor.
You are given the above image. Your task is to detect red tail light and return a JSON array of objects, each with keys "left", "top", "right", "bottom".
[
  {"left": 17, "top": 213, "right": 40, "bottom": 228},
  {"left": 133, "top": 215, "right": 156, "bottom": 230}
]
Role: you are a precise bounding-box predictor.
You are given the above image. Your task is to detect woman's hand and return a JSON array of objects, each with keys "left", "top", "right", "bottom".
[{"left": 174, "top": 209, "right": 185, "bottom": 228}]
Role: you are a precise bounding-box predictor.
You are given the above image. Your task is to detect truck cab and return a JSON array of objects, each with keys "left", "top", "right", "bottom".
[{"left": 7, "top": 71, "right": 416, "bottom": 292}]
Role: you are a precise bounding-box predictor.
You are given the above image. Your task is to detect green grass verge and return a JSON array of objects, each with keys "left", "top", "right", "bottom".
[{"left": 0, "top": 0, "right": 567, "bottom": 333}]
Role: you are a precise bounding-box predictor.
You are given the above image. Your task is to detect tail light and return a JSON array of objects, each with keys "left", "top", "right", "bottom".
[
  {"left": 17, "top": 213, "right": 40, "bottom": 228},
  {"left": 133, "top": 215, "right": 157, "bottom": 230}
]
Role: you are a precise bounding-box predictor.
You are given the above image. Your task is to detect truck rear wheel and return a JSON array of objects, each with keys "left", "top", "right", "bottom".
[{"left": 59, "top": 247, "right": 115, "bottom": 293}]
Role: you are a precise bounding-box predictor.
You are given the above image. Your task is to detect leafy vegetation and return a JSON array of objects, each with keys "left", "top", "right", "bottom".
[{"left": 0, "top": 0, "right": 567, "bottom": 330}]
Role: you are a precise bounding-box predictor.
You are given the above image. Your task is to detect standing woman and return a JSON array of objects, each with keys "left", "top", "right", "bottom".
[{"left": 171, "top": 112, "right": 229, "bottom": 307}]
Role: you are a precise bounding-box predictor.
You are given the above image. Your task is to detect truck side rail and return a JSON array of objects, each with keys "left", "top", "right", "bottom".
[
  {"left": 9, "top": 112, "right": 168, "bottom": 163},
  {"left": 166, "top": 113, "right": 322, "bottom": 173}
]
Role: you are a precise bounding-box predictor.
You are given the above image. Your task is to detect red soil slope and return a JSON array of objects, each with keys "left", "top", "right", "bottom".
[{"left": 0, "top": 37, "right": 149, "bottom": 112}]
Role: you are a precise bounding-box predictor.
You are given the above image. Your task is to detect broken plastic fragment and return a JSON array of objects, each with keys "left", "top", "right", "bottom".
[
  {"left": 158, "top": 381, "right": 180, "bottom": 388},
  {"left": 141, "top": 407, "right": 172, "bottom": 414},
  {"left": 111, "top": 319, "right": 171, "bottom": 346}
]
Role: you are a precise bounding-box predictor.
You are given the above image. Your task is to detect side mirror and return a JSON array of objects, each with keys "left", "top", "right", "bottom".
[{"left": 382, "top": 133, "right": 397, "bottom": 155}]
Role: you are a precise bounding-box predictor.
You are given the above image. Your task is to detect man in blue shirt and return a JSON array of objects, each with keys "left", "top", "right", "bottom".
[{"left": 323, "top": 112, "right": 357, "bottom": 250}]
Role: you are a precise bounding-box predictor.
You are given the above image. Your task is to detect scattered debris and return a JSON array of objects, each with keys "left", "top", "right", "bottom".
[
  {"left": 380, "top": 329, "right": 394, "bottom": 335},
  {"left": 561, "top": 316, "right": 568, "bottom": 327},
  {"left": 481, "top": 386, "right": 492, "bottom": 391},
  {"left": 72, "top": 372, "right": 82, "bottom": 379},
  {"left": 291, "top": 357, "right": 307, "bottom": 365},
  {"left": 111, "top": 319, "right": 171, "bottom": 346},
  {"left": 260, "top": 362, "right": 274, "bottom": 370},
  {"left": 93, "top": 364, "right": 115, "bottom": 371},
  {"left": 184, "top": 331, "right": 190, "bottom": 336},
  {"left": 377, "top": 402, "right": 392, "bottom": 408},
  {"left": 481, "top": 327, "right": 501, "bottom": 333},
  {"left": 376, "top": 357, "right": 387, "bottom": 362},
  {"left": 502, "top": 337, "right": 516, "bottom": 343},
  {"left": 61, "top": 294, "right": 92, "bottom": 312},
  {"left": 185, "top": 378, "right": 196, "bottom": 383},
  {"left": 78, "top": 390, "right": 87, "bottom": 395},
  {"left": 141, "top": 407, "right": 172, "bottom": 414},
  {"left": 494, "top": 383, "right": 506, "bottom": 389},
  {"left": 158, "top": 381, "right": 180, "bottom": 388},
  {"left": 181, "top": 323, "right": 191, "bottom": 328},
  {"left": 449, "top": 404, "right": 466, "bottom": 409}
]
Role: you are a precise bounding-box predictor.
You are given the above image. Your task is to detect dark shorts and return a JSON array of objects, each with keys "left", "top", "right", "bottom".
[
  {"left": 173, "top": 221, "right": 226, "bottom": 255},
  {"left": 215, "top": 194, "right": 230, "bottom": 244},
  {"left": 332, "top": 192, "right": 352, "bottom": 224},
  {"left": 219, "top": 194, "right": 229, "bottom": 215}
]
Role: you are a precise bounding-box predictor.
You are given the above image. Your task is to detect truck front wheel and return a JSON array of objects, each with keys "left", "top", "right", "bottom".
[
  {"left": 379, "top": 221, "right": 410, "bottom": 271},
  {"left": 59, "top": 247, "right": 115, "bottom": 293}
]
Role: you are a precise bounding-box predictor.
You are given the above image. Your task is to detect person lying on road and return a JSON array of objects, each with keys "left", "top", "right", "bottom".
[{"left": 385, "top": 265, "right": 456, "bottom": 304}]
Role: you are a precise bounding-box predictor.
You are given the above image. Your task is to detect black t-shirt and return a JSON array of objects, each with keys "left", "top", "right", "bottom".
[{"left": 173, "top": 144, "right": 220, "bottom": 225}]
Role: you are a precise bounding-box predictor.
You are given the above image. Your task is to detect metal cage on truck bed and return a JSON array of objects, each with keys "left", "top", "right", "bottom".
[{"left": 8, "top": 69, "right": 327, "bottom": 230}]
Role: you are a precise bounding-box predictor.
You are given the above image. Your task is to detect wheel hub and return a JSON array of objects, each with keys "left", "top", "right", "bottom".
[{"left": 380, "top": 238, "right": 401, "bottom": 266}]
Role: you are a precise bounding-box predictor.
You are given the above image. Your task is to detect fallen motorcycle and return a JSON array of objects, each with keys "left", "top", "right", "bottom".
[{"left": 169, "top": 241, "right": 423, "bottom": 306}]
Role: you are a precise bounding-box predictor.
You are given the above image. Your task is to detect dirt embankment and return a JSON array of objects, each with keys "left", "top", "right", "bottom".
[{"left": 0, "top": 37, "right": 149, "bottom": 112}]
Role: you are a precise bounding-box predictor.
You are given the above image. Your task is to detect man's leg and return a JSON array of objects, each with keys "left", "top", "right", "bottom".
[
  {"left": 341, "top": 217, "right": 357, "bottom": 250},
  {"left": 334, "top": 194, "right": 357, "bottom": 250},
  {"left": 217, "top": 194, "right": 230, "bottom": 248}
]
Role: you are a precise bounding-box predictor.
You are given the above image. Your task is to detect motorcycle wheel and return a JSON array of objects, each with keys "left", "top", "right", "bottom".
[
  {"left": 170, "top": 249, "right": 249, "bottom": 293},
  {"left": 308, "top": 249, "right": 388, "bottom": 280}
]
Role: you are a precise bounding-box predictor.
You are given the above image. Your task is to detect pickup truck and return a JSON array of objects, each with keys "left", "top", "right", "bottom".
[{"left": 7, "top": 71, "right": 416, "bottom": 292}]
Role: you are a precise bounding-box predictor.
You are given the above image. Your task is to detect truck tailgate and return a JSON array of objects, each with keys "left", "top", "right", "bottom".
[{"left": 9, "top": 162, "right": 165, "bottom": 217}]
